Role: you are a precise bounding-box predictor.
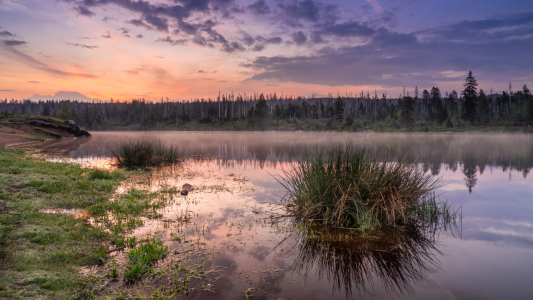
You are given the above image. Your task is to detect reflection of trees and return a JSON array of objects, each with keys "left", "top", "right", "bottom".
[
  {"left": 288, "top": 226, "right": 443, "bottom": 298},
  {"left": 462, "top": 154, "right": 478, "bottom": 193},
  {"left": 71, "top": 133, "right": 533, "bottom": 184}
]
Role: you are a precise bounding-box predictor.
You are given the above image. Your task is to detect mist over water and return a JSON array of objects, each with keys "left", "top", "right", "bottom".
[{"left": 56, "top": 132, "right": 533, "bottom": 299}]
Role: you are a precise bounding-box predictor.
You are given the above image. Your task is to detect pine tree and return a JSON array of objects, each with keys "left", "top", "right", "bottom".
[
  {"left": 477, "top": 89, "right": 490, "bottom": 123},
  {"left": 334, "top": 96, "right": 345, "bottom": 122},
  {"left": 42, "top": 103, "right": 51, "bottom": 116},
  {"left": 461, "top": 71, "right": 478, "bottom": 129},
  {"left": 57, "top": 102, "right": 72, "bottom": 120},
  {"left": 399, "top": 96, "right": 415, "bottom": 127},
  {"left": 255, "top": 94, "right": 268, "bottom": 119},
  {"left": 524, "top": 85, "right": 533, "bottom": 121}
]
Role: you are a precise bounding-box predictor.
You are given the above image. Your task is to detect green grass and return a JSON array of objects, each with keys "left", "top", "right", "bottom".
[
  {"left": 110, "top": 140, "right": 182, "bottom": 169},
  {"left": 89, "top": 189, "right": 165, "bottom": 235},
  {"left": 123, "top": 237, "right": 168, "bottom": 282},
  {"left": 0, "top": 148, "right": 132, "bottom": 299},
  {"left": 278, "top": 145, "right": 443, "bottom": 229},
  {"left": 88, "top": 169, "right": 121, "bottom": 180}
]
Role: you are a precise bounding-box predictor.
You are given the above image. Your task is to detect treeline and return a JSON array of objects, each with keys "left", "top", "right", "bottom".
[{"left": 1, "top": 72, "right": 532, "bottom": 130}]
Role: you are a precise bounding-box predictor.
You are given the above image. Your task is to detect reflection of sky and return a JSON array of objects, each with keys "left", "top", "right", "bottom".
[{"left": 437, "top": 168, "right": 533, "bottom": 249}]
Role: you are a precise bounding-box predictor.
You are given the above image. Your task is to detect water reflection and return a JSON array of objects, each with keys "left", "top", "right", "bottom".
[
  {"left": 463, "top": 153, "right": 478, "bottom": 193},
  {"left": 288, "top": 225, "right": 444, "bottom": 298},
  {"left": 62, "top": 132, "right": 533, "bottom": 194},
  {"left": 40, "top": 133, "right": 533, "bottom": 299}
]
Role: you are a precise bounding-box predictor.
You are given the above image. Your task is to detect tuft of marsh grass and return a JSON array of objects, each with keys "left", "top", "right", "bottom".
[
  {"left": 88, "top": 169, "right": 120, "bottom": 180},
  {"left": 124, "top": 238, "right": 168, "bottom": 282},
  {"left": 278, "top": 145, "right": 444, "bottom": 229},
  {"left": 110, "top": 140, "right": 181, "bottom": 169}
]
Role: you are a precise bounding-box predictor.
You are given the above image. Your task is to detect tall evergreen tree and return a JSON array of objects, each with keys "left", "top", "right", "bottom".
[
  {"left": 42, "top": 103, "right": 51, "bottom": 116},
  {"left": 461, "top": 71, "right": 478, "bottom": 128},
  {"left": 57, "top": 102, "right": 72, "bottom": 120},
  {"left": 524, "top": 85, "right": 533, "bottom": 121},
  {"left": 399, "top": 96, "right": 415, "bottom": 127},
  {"left": 255, "top": 94, "right": 268, "bottom": 119},
  {"left": 422, "top": 89, "right": 430, "bottom": 121},
  {"left": 477, "top": 89, "right": 490, "bottom": 123},
  {"left": 334, "top": 96, "right": 345, "bottom": 122}
]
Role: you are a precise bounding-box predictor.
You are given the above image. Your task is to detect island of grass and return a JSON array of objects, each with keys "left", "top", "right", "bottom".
[
  {"left": 110, "top": 140, "right": 182, "bottom": 169},
  {"left": 278, "top": 145, "right": 458, "bottom": 230}
]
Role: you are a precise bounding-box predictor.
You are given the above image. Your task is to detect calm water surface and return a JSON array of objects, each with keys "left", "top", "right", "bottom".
[{"left": 54, "top": 132, "right": 533, "bottom": 299}]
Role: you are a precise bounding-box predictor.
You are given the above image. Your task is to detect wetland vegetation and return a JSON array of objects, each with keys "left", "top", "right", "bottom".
[
  {"left": 110, "top": 140, "right": 181, "bottom": 169},
  {"left": 278, "top": 146, "right": 449, "bottom": 229},
  {"left": 0, "top": 148, "right": 128, "bottom": 298}
]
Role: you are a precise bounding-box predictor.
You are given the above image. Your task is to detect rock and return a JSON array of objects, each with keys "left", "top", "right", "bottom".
[
  {"left": 181, "top": 183, "right": 193, "bottom": 195},
  {"left": 63, "top": 120, "right": 91, "bottom": 137}
]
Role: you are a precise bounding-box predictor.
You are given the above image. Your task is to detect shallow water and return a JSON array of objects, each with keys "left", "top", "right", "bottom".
[{"left": 51, "top": 132, "right": 533, "bottom": 299}]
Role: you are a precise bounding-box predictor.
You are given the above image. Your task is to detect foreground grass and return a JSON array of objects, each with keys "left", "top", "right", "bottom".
[
  {"left": 0, "top": 148, "right": 131, "bottom": 299},
  {"left": 279, "top": 146, "right": 448, "bottom": 229}
]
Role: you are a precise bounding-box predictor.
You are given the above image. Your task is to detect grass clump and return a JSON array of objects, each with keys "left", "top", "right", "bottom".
[
  {"left": 88, "top": 169, "right": 119, "bottom": 180},
  {"left": 110, "top": 140, "right": 181, "bottom": 169},
  {"left": 279, "top": 145, "right": 443, "bottom": 229},
  {"left": 124, "top": 238, "right": 168, "bottom": 282}
]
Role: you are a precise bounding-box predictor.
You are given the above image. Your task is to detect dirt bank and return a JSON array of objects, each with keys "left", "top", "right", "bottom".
[{"left": 0, "top": 113, "right": 91, "bottom": 148}]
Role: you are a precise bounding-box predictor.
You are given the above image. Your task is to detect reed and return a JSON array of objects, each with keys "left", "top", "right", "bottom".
[
  {"left": 278, "top": 145, "right": 443, "bottom": 228},
  {"left": 110, "top": 140, "right": 181, "bottom": 169}
]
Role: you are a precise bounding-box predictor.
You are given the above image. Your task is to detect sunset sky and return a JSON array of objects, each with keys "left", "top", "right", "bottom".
[{"left": 0, "top": 0, "right": 532, "bottom": 101}]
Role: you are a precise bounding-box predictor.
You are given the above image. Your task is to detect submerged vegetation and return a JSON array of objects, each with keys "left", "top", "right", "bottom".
[
  {"left": 278, "top": 145, "right": 456, "bottom": 229},
  {"left": 110, "top": 140, "right": 181, "bottom": 169},
  {"left": 124, "top": 238, "right": 168, "bottom": 282}
]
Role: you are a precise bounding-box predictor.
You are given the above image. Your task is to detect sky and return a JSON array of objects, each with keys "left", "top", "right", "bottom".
[{"left": 0, "top": 0, "right": 532, "bottom": 101}]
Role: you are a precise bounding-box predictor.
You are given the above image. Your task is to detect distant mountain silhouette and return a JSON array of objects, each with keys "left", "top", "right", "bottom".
[{"left": 28, "top": 91, "right": 102, "bottom": 102}]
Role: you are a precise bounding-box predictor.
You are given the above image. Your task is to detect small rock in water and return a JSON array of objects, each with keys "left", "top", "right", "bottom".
[{"left": 181, "top": 183, "right": 193, "bottom": 195}]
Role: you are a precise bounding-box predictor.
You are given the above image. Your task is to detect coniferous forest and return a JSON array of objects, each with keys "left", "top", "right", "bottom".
[{"left": 2, "top": 73, "right": 533, "bottom": 131}]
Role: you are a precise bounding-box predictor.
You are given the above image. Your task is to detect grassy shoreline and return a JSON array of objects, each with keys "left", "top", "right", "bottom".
[{"left": 0, "top": 148, "right": 143, "bottom": 299}]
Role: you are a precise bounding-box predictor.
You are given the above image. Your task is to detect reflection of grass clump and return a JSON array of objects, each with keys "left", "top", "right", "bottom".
[
  {"left": 111, "top": 140, "right": 181, "bottom": 169},
  {"left": 291, "top": 224, "right": 443, "bottom": 296},
  {"left": 279, "top": 145, "right": 445, "bottom": 229},
  {"left": 124, "top": 238, "right": 168, "bottom": 282}
]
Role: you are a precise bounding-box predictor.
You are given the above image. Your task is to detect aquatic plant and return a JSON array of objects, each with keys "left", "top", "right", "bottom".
[
  {"left": 124, "top": 237, "right": 168, "bottom": 282},
  {"left": 88, "top": 169, "right": 120, "bottom": 180},
  {"left": 110, "top": 140, "right": 181, "bottom": 169},
  {"left": 278, "top": 145, "right": 444, "bottom": 228}
]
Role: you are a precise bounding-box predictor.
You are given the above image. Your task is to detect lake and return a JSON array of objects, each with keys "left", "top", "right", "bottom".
[{"left": 51, "top": 132, "right": 533, "bottom": 299}]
